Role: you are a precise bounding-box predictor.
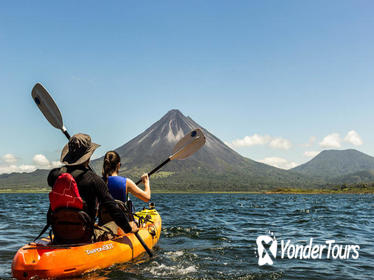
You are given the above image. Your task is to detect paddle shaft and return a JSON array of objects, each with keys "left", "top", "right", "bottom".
[
  {"left": 135, "top": 158, "right": 171, "bottom": 185},
  {"left": 62, "top": 129, "right": 71, "bottom": 140},
  {"left": 135, "top": 232, "right": 153, "bottom": 257},
  {"left": 126, "top": 200, "right": 154, "bottom": 258},
  {"left": 132, "top": 158, "right": 172, "bottom": 257}
]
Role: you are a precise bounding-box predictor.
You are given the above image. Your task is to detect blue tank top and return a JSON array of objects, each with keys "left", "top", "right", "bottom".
[{"left": 107, "top": 176, "right": 127, "bottom": 202}]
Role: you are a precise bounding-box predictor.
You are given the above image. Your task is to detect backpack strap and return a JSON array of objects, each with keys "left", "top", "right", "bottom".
[
  {"left": 70, "top": 168, "right": 86, "bottom": 179},
  {"left": 56, "top": 166, "right": 86, "bottom": 180},
  {"left": 34, "top": 207, "right": 53, "bottom": 242},
  {"left": 33, "top": 223, "right": 51, "bottom": 242}
]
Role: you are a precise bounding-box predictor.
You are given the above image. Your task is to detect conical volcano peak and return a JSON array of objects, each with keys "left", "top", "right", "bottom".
[
  {"left": 158, "top": 109, "right": 192, "bottom": 143},
  {"left": 167, "top": 109, "right": 183, "bottom": 114},
  {"left": 155, "top": 109, "right": 198, "bottom": 141},
  {"left": 92, "top": 108, "right": 248, "bottom": 174},
  {"left": 161, "top": 109, "right": 185, "bottom": 121}
]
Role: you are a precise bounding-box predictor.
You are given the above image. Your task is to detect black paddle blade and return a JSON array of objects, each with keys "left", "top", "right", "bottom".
[{"left": 31, "top": 83, "right": 64, "bottom": 130}]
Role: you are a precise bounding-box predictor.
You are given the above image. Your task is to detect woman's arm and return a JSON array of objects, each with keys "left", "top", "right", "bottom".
[{"left": 126, "top": 174, "right": 151, "bottom": 202}]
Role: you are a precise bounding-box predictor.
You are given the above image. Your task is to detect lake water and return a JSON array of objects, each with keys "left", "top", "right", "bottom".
[{"left": 0, "top": 193, "right": 373, "bottom": 279}]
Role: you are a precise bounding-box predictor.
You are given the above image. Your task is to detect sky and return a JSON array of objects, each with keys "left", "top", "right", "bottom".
[{"left": 0, "top": 0, "right": 373, "bottom": 174}]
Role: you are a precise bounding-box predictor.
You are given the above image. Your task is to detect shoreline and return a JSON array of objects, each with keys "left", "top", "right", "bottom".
[{"left": 1, "top": 189, "right": 374, "bottom": 194}]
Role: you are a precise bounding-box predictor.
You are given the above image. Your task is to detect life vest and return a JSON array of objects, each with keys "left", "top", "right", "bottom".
[
  {"left": 48, "top": 167, "right": 92, "bottom": 244},
  {"left": 49, "top": 172, "right": 84, "bottom": 211}
]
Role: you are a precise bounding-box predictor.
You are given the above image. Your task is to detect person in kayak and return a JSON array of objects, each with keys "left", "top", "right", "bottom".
[
  {"left": 102, "top": 150, "right": 151, "bottom": 203},
  {"left": 98, "top": 151, "right": 151, "bottom": 229},
  {"left": 47, "top": 133, "right": 138, "bottom": 243}
]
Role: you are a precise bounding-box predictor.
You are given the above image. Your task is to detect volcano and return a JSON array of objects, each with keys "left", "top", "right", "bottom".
[
  {"left": 91, "top": 109, "right": 314, "bottom": 191},
  {"left": 92, "top": 110, "right": 247, "bottom": 172}
]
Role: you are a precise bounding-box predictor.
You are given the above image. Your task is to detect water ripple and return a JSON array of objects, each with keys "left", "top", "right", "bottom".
[{"left": 0, "top": 193, "right": 373, "bottom": 279}]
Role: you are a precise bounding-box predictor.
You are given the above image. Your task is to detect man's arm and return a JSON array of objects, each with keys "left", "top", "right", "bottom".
[{"left": 47, "top": 168, "right": 62, "bottom": 187}]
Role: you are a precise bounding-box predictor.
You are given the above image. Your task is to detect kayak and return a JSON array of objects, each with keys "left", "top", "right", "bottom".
[{"left": 12, "top": 208, "right": 161, "bottom": 279}]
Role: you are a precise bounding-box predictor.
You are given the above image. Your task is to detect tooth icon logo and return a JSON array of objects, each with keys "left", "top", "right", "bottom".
[{"left": 256, "top": 235, "right": 277, "bottom": 266}]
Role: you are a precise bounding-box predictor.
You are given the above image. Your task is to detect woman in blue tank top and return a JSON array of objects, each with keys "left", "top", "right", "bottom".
[{"left": 102, "top": 151, "right": 151, "bottom": 203}]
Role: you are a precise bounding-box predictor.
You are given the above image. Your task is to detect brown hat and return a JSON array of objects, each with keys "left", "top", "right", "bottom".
[{"left": 60, "top": 133, "right": 100, "bottom": 166}]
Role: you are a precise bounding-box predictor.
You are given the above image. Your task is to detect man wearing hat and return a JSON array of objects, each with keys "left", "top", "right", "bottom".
[{"left": 47, "top": 133, "right": 137, "bottom": 241}]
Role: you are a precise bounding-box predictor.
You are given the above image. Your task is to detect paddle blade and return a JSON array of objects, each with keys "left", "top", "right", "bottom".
[
  {"left": 170, "top": 128, "right": 206, "bottom": 160},
  {"left": 31, "top": 83, "right": 63, "bottom": 129}
]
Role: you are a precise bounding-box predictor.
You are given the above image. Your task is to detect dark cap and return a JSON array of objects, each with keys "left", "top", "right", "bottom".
[{"left": 60, "top": 133, "right": 100, "bottom": 166}]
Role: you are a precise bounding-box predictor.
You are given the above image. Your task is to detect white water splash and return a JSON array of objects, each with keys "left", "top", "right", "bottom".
[{"left": 146, "top": 261, "right": 197, "bottom": 276}]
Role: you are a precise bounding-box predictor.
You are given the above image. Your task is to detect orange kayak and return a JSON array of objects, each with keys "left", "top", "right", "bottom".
[{"left": 12, "top": 208, "right": 161, "bottom": 279}]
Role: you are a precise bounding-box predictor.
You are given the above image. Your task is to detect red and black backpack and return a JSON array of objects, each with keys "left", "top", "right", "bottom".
[
  {"left": 49, "top": 171, "right": 84, "bottom": 211},
  {"left": 36, "top": 167, "right": 94, "bottom": 244}
]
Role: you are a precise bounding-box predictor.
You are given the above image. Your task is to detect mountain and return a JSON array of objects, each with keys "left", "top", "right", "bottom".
[
  {"left": 91, "top": 109, "right": 248, "bottom": 173},
  {"left": 91, "top": 109, "right": 316, "bottom": 191},
  {"left": 291, "top": 149, "right": 374, "bottom": 181},
  {"left": 0, "top": 169, "right": 49, "bottom": 191},
  {"left": 332, "top": 170, "right": 374, "bottom": 184}
]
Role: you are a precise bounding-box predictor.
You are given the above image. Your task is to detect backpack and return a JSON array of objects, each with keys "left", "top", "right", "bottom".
[
  {"left": 35, "top": 168, "right": 94, "bottom": 244},
  {"left": 49, "top": 172, "right": 84, "bottom": 211}
]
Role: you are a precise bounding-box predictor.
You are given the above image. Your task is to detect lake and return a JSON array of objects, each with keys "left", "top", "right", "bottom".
[{"left": 0, "top": 193, "right": 373, "bottom": 279}]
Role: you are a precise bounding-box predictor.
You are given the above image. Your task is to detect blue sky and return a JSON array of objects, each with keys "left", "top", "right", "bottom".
[{"left": 0, "top": 1, "right": 373, "bottom": 173}]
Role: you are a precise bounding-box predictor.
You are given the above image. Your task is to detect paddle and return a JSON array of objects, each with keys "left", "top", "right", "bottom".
[
  {"left": 135, "top": 128, "right": 206, "bottom": 185},
  {"left": 31, "top": 83, "right": 71, "bottom": 140},
  {"left": 132, "top": 128, "right": 205, "bottom": 257},
  {"left": 31, "top": 83, "right": 155, "bottom": 257}
]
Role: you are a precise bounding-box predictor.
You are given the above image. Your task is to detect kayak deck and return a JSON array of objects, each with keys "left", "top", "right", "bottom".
[{"left": 12, "top": 208, "right": 161, "bottom": 279}]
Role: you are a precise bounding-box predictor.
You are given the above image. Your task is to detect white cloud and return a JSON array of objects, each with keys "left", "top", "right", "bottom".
[
  {"left": 304, "top": 151, "right": 320, "bottom": 158},
  {"left": 0, "top": 154, "right": 62, "bottom": 175},
  {"left": 0, "top": 164, "right": 36, "bottom": 174},
  {"left": 229, "top": 134, "right": 291, "bottom": 150},
  {"left": 2, "top": 154, "right": 18, "bottom": 164},
  {"left": 319, "top": 131, "right": 363, "bottom": 149},
  {"left": 33, "top": 154, "right": 51, "bottom": 167},
  {"left": 231, "top": 134, "right": 271, "bottom": 147},
  {"left": 344, "top": 130, "right": 363, "bottom": 146},
  {"left": 319, "top": 133, "right": 341, "bottom": 148},
  {"left": 259, "top": 157, "right": 298, "bottom": 170},
  {"left": 32, "top": 154, "right": 62, "bottom": 169}
]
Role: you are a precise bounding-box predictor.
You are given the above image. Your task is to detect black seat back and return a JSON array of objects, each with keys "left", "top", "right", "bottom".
[{"left": 49, "top": 208, "right": 93, "bottom": 244}]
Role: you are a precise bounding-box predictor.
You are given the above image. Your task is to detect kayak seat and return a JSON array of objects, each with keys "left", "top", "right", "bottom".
[
  {"left": 98, "top": 200, "right": 130, "bottom": 226},
  {"left": 49, "top": 207, "right": 93, "bottom": 244}
]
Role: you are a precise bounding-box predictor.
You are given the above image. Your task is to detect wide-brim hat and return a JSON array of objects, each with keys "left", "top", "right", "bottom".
[{"left": 60, "top": 133, "right": 100, "bottom": 166}]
